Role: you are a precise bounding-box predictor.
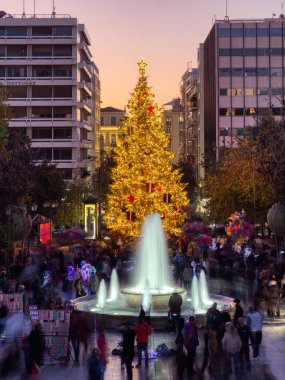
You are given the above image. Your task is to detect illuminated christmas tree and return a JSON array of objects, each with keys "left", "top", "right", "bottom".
[{"left": 104, "top": 60, "right": 189, "bottom": 237}]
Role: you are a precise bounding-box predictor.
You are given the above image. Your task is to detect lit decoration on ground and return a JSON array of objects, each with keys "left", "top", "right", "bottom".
[{"left": 225, "top": 210, "right": 253, "bottom": 242}]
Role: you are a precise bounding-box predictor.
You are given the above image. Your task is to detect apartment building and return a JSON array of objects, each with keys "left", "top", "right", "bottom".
[
  {"left": 180, "top": 68, "right": 199, "bottom": 178},
  {"left": 162, "top": 99, "right": 184, "bottom": 164},
  {"left": 100, "top": 106, "right": 125, "bottom": 155},
  {"left": 199, "top": 16, "right": 285, "bottom": 177},
  {"left": 0, "top": 13, "right": 100, "bottom": 180}
]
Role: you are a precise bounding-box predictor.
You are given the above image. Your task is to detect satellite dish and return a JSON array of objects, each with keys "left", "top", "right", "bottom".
[{"left": 0, "top": 10, "right": 7, "bottom": 18}]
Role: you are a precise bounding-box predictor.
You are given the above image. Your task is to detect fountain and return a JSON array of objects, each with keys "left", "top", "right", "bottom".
[
  {"left": 72, "top": 213, "right": 234, "bottom": 328},
  {"left": 121, "top": 214, "right": 186, "bottom": 309}
]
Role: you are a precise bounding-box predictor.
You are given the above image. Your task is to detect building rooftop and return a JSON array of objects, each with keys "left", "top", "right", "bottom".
[{"left": 101, "top": 107, "right": 125, "bottom": 113}]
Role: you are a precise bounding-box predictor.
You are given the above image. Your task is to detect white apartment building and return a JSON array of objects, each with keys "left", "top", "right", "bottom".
[
  {"left": 0, "top": 13, "right": 100, "bottom": 180},
  {"left": 199, "top": 16, "right": 285, "bottom": 176}
]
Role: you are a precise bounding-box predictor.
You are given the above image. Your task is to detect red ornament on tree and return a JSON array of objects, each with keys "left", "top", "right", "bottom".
[
  {"left": 147, "top": 105, "right": 154, "bottom": 113},
  {"left": 128, "top": 194, "right": 135, "bottom": 203},
  {"left": 157, "top": 185, "right": 162, "bottom": 192}
]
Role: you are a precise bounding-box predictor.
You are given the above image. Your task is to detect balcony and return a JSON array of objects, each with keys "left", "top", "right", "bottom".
[
  {"left": 78, "top": 61, "right": 92, "bottom": 78},
  {"left": 78, "top": 80, "right": 92, "bottom": 96}
]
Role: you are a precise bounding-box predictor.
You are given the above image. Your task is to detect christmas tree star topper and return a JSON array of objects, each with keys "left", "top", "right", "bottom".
[{"left": 138, "top": 59, "right": 148, "bottom": 76}]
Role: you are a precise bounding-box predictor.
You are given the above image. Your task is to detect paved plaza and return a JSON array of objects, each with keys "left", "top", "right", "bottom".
[{"left": 39, "top": 316, "right": 285, "bottom": 380}]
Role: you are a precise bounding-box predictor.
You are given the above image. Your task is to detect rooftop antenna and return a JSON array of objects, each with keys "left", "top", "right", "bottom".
[
  {"left": 224, "top": 0, "right": 229, "bottom": 21},
  {"left": 52, "top": 0, "right": 56, "bottom": 17},
  {"left": 22, "top": 0, "right": 26, "bottom": 18},
  {"left": 33, "top": 0, "right": 36, "bottom": 17}
]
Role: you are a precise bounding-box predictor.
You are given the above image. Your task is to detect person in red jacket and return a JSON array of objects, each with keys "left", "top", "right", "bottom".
[{"left": 134, "top": 315, "right": 153, "bottom": 368}]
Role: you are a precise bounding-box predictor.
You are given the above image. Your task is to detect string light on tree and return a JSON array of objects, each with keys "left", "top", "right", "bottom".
[{"left": 104, "top": 60, "right": 189, "bottom": 237}]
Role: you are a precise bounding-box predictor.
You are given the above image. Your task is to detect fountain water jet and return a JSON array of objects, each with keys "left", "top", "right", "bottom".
[
  {"left": 97, "top": 279, "right": 107, "bottom": 308},
  {"left": 141, "top": 279, "right": 152, "bottom": 313},
  {"left": 199, "top": 270, "right": 211, "bottom": 305},
  {"left": 108, "top": 269, "right": 120, "bottom": 301},
  {"left": 191, "top": 275, "right": 200, "bottom": 311}
]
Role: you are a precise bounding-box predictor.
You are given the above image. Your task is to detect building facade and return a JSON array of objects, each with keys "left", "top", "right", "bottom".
[
  {"left": 100, "top": 106, "right": 125, "bottom": 155},
  {"left": 0, "top": 14, "right": 100, "bottom": 181},
  {"left": 162, "top": 99, "right": 184, "bottom": 165},
  {"left": 180, "top": 68, "right": 199, "bottom": 177},
  {"left": 199, "top": 16, "right": 285, "bottom": 177}
]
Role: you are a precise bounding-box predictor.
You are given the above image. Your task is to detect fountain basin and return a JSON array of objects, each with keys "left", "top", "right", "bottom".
[{"left": 121, "top": 287, "right": 187, "bottom": 310}]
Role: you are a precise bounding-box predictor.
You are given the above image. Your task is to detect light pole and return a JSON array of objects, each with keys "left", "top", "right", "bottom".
[
  {"left": 43, "top": 201, "right": 59, "bottom": 250},
  {"left": 26, "top": 203, "right": 38, "bottom": 257}
]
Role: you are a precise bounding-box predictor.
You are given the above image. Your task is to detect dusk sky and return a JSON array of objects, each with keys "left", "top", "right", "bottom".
[{"left": 1, "top": 0, "right": 283, "bottom": 108}]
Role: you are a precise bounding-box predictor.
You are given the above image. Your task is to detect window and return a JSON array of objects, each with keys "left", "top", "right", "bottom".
[
  {"left": 53, "top": 127, "right": 72, "bottom": 139},
  {"left": 32, "top": 128, "right": 52, "bottom": 139},
  {"left": 53, "top": 86, "right": 72, "bottom": 98},
  {"left": 53, "top": 65, "right": 72, "bottom": 77},
  {"left": 244, "top": 28, "right": 256, "bottom": 37},
  {"left": 245, "top": 68, "right": 256, "bottom": 77},
  {"left": 244, "top": 48, "right": 257, "bottom": 56},
  {"left": 271, "top": 68, "right": 282, "bottom": 76},
  {"left": 0, "top": 28, "right": 5, "bottom": 36},
  {"left": 245, "top": 107, "right": 257, "bottom": 115},
  {"left": 219, "top": 68, "right": 231, "bottom": 76},
  {"left": 236, "top": 128, "right": 244, "bottom": 136},
  {"left": 6, "top": 27, "right": 27, "bottom": 37},
  {"left": 218, "top": 28, "right": 231, "bottom": 37},
  {"left": 271, "top": 48, "right": 283, "bottom": 56},
  {"left": 32, "top": 45, "right": 52, "bottom": 57},
  {"left": 53, "top": 26, "right": 72, "bottom": 37},
  {"left": 54, "top": 45, "right": 72, "bottom": 57},
  {"left": 53, "top": 106, "right": 72, "bottom": 119},
  {"left": 231, "top": 28, "right": 243, "bottom": 37},
  {"left": 110, "top": 134, "right": 117, "bottom": 146},
  {"left": 257, "top": 68, "right": 269, "bottom": 76},
  {"left": 111, "top": 116, "right": 116, "bottom": 126},
  {"left": 270, "top": 28, "right": 282, "bottom": 36},
  {"left": 219, "top": 49, "right": 231, "bottom": 56},
  {"left": 272, "top": 108, "right": 281, "bottom": 115},
  {"left": 101, "top": 116, "right": 104, "bottom": 126},
  {"left": 32, "top": 107, "right": 52, "bottom": 118},
  {"left": 0, "top": 46, "right": 4, "bottom": 57},
  {"left": 33, "top": 148, "right": 52, "bottom": 160},
  {"left": 7, "top": 45, "right": 27, "bottom": 57},
  {"left": 7, "top": 66, "right": 27, "bottom": 77},
  {"left": 220, "top": 128, "right": 229, "bottom": 136},
  {"left": 11, "top": 107, "right": 27, "bottom": 118},
  {"left": 231, "top": 48, "right": 244, "bottom": 56},
  {"left": 0, "top": 66, "right": 5, "bottom": 77},
  {"left": 166, "top": 116, "right": 171, "bottom": 125},
  {"left": 257, "top": 88, "right": 269, "bottom": 95},
  {"left": 32, "top": 86, "right": 52, "bottom": 98},
  {"left": 32, "top": 27, "right": 52, "bottom": 36},
  {"left": 232, "top": 68, "right": 243, "bottom": 77},
  {"left": 32, "top": 66, "right": 52, "bottom": 77},
  {"left": 61, "top": 169, "right": 72, "bottom": 180},
  {"left": 258, "top": 108, "right": 270, "bottom": 116},
  {"left": 53, "top": 149, "right": 72, "bottom": 160},
  {"left": 6, "top": 86, "right": 27, "bottom": 98},
  {"left": 272, "top": 88, "right": 283, "bottom": 95},
  {"left": 257, "top": 28, "right": 269, "bottom": 37},
  {"left": 220, "top": 108, "right": 229, "bottom": 116},
  {"left": 244, "top": 88, "right": 256, "bottom": 96},
  {"left": 257, "top": 48, "right": 270, "bottom": 56},
  {"left": 234, "top": 108, "right": 244, "bottom": 116}
]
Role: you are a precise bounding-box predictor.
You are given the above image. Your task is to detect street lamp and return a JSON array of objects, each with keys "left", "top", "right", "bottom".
[
  {"left": 43, "top": 201, "right": 59, "bottom": 250},
  {"left": 26, "top": 203, "right": 38, "bottom": 257}
]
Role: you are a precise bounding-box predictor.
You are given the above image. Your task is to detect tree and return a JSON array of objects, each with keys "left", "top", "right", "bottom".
[
  {"left": 173, "top": 161, "right": 197, "bottom": 204},
  {"left": 202, "top": 139, "right": 274, "bottom": 224},
  {"left": 104, "top": 60, "right": 189, "bottom": 236}
]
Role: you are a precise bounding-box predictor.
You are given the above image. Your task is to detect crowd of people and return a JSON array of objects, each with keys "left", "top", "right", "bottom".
[{"left": 0, "top": 232, "right": 284, "bottom": 379}]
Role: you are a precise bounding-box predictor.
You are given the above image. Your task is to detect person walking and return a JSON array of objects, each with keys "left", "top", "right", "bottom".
[
  {"left": 87, "top": 348, "right": 102, "bottom": 380},
  {"left": 121, "top": 321, "right": 136, "bottom": 380},
  {"left": 233, "top": 298, "right": 244, "bottom": 326},
  {"left": 97, "top": 327, "right": 108, "bottom": 376},
  {"left": 237, "top": 316, "right": 251, "bottom": 373},
  {"left": 247, "top": 306, "right": 263, "bottom": 358},
  {"left": 183, "top": 316, "right": 199, "bottom": 375},
  {"left": 222, "top": 322, "right": 242, "bottom": 375},
  {"left": 134, "top": 315, "right": 153, "bottom": 368}
]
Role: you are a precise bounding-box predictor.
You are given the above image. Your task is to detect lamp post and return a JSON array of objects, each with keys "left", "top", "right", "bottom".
[
  {"left": 26, "top": 203, "right": 38, "bottom": 257},
  {"left": 43, "top": 201, "right": 59, "bottom": 250}
]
